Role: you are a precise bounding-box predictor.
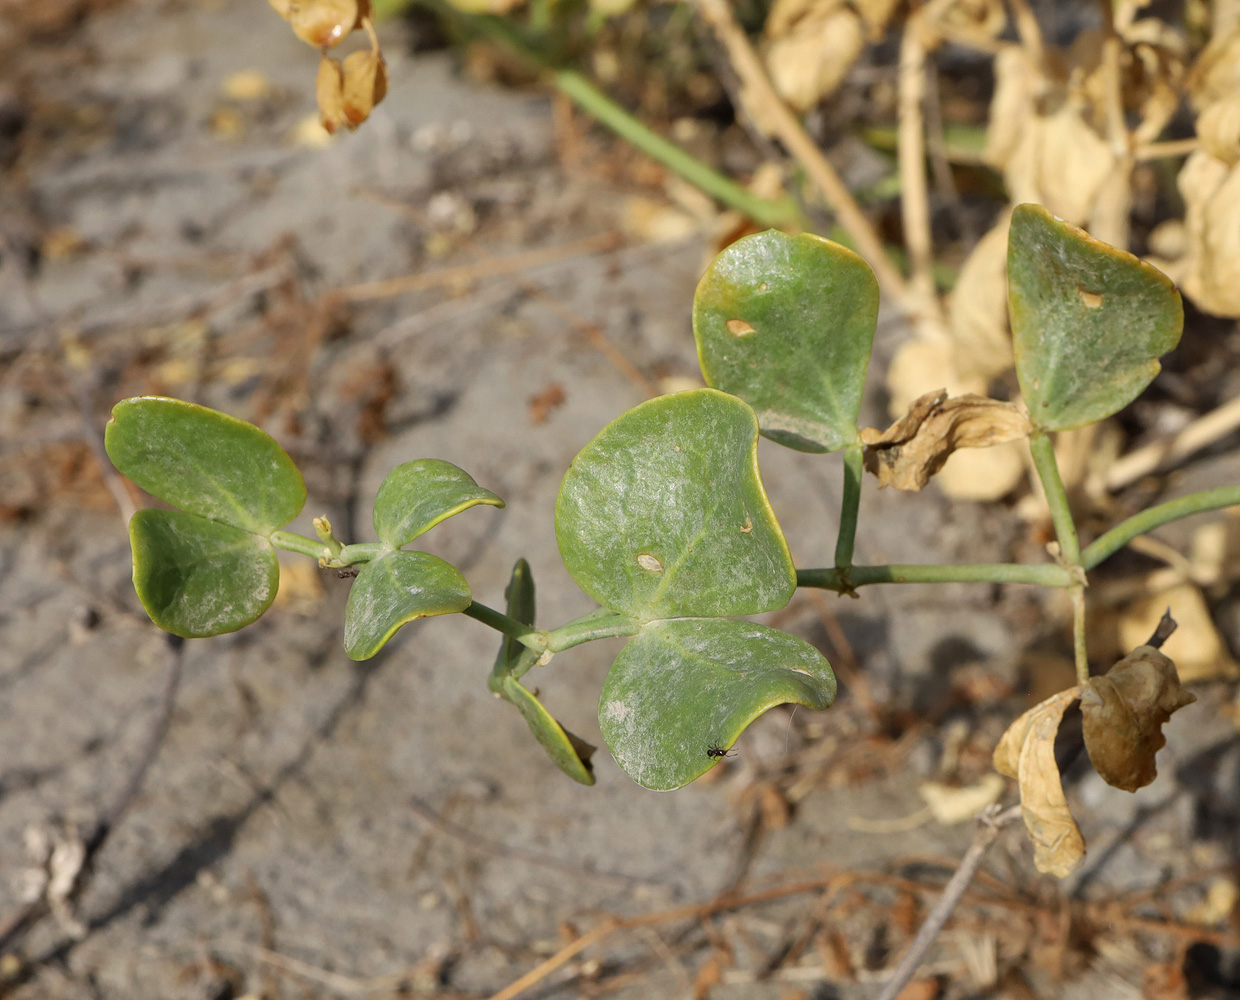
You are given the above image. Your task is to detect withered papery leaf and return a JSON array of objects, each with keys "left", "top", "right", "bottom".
[
  {"left": 289, "top": 0, "right": 359, "bottom": 48},
  {"left": 342, "top": 47, "right": 388, "bottom": 126},
  {"left": 316, "top": 57, "right": 346, "bottom": 135},
  {"left": 860, "top": 390, "right": 1033, "bottom": 491},
  {"left": 994, "top": 687, "right": 1086, "bottom": 878},
  {"left": 1081, "top": 645, "right": 1196, "bottom": 793}
]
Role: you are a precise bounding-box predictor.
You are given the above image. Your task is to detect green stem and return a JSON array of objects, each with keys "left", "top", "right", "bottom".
[
  {"left": 1028, "top": 431, "right": 1081, "bottom": 566},
  {"left": 424, "top": 2, "right": 801, "bottom": 229},
  {"left": 270, "top": 530, "right": 330, "bottom": 560},
  {"left": 798, "top": 562, "right": 1073, "bottom": 590},
  {"left": 546, "top": 610, "right": 641, "bottom": 652},
  {"left": 834, "top": 444, "right": 864, "bottom": 569},
  {"left": 336, "top": 542, "right": 384, "bottom": 564},
  {"left": 1082, "top": 485, "right": 1240, "bottom": 571},
  {"left": 463, "top": 601, "right": 549, "bottom": 651},
  {"left": 1070, "top": 585, "right": 1089, "bottom": 683}
]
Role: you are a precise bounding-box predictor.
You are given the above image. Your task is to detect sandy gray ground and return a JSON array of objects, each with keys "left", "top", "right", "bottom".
[{"left": 2, "top": 2, "right": 1238, "bottom": 998}]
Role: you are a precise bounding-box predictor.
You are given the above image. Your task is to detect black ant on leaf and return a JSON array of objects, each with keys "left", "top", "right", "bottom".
[{"left": 706, "top": 743, "right": 736, "bottom": 760}]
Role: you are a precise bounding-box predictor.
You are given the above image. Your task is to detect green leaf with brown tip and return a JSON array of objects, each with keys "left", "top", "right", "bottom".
[
  {"left": 598, "top": 619, "right": 836, "bottom": 790},
  {"left": 1008, "top": 204, "right": 1183, "bottom": 431},
  {"left": 693, "top": 230, "right": 878, "bottom": 452},
  {"left": 129, "top": 508, "right": 279, "bottom": 637},
  {"left": 555, "top": 389, "right": 795, "bottom": 622}
]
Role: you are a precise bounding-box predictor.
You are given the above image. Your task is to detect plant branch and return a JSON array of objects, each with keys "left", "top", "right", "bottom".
[
  {"left": 834, "top": 444, "right": 864, "bottom": 569},
  {"left": 1028, "top": 432, "right": 1081, "bottom": 566},
  {"left": 1105, "top": 394, "right": 1240, "bottom": 490},
  {"left": 875, "top": 804, "right": 1022, "bottom": 1000},
  {"left": 270, "top": 530, "right": 331, "bottom": 561},
  {"left": 897, "top": 4, "right": 937, "bottom": 305},
  {"left": 1081, "top": 485, "right": 1240, "bottom": 570},
  {"left": 1070, "top": 584, "right": 1090, "bottom": 682},
  {"left": 462, "top": 601, "right": 549, "bottom": 651},
  {"left": 546, "top": 611, "right": 641, "bottom": 652},
  {"left": 798, "top": 561, "right": 1073, "bottom": 590},
  {"left": 691, "top": 0, "right": 912, "bottom": 305},
  {"left": 427, "top": 2, "right": 799, "bottom": 229}
]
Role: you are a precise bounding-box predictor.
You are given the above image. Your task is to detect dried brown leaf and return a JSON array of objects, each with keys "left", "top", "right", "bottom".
[
  {"left": 948, "top": 214, "right": 1013, "bottom": 383},
  {"left": 342, "top": 46, "right": 387, "bottom": 126},
  {"left": 763, "top": 0, "right": 866, "bottom": 111},
  {"left": 983, "top": 45, "right": 1039, "bottom": 173},
  {"left": 1188, "top": 27, "right": 1240, "bottom": 111},
  {"left": 861, "top": 390, "right": 1032, "bottom": 491},
  {"left": 1081, "top": 645, "right": 1196, "bottom": 792},
  {"left": 316, "top": 56, "right": 346, "bottom": 134},
  {"left": 993, "top": 687, "right": 1086, "bottom": 878},
  {"left": 1198, "top": 96, "right": 1240, "bottom": 167},
  {"left": 289, "top": 0, "right": 359, "bottom": 48},
  {"left": 1177, "top": 150, "right": 1240, "bottom": 316},
  {"left": 924, "top": 0, "right": 1006, "bottom": 49}
]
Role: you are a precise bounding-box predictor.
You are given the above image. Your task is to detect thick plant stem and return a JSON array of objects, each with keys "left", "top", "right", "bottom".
[
  {"left": 1082, "top": 485, "right": 1240, "bottom": 570},
  {"left": 463, "top": 601, "right": 548, "bottom": 651},
  {"left": 798, "top": 562, "right": 1073, "bottom": 590},
  {"left": 270, "top": 530, "right": 331, "bottom": 560},
  {"left": 547, "top": 611, "right": 641, "bottom": 652},
  {"left": 430, "top": 3, "right": 799, "bottom": 229},
  {"left": 1028, "top": 432, "right": 1081, "bottom": 566},
  {"left": 834, "top": 444, "right": 864, "bottom": 569}
]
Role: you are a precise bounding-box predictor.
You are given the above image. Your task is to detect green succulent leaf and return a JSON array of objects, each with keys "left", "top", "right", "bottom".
[
  {"left": 1008, "top": 204, "right": 1183, "bottom": 431},
  {"left": 598, "top": 619, "right": 836, "bottom": 790},
  {"left": 343, "top": 550, "right": 471, "bottom": 660},
  {"left": 555, "top": 389, "right": 795, "bottom": 622},
  {"left": 693, "top": 230, "right": 878, "bottom": 452},
  {"left": 493, "top": 557, "right": 537, "bottom": 674},
  {"left": 129, "top": 508, "right": 279, "bottom": 637},
  {"left": 105, "top": 397, "right": 305, "bottom": 534},
  {"left": 496, "top": 675, "right": 597, "bottom": 785},
  {"left": 373, "top": 459, "right": 503, "bottom": 548}
]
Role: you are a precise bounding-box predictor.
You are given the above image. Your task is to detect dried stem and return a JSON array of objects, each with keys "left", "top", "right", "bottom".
[
  {"left": 898, "top": 5, "right": 937, "bottom": 306},
  {"left": 691, "top": 0, "right": 912, "bottom": 307},
  {"left": 875, "top": 804, "right": 1022, "bottom": 1000}
]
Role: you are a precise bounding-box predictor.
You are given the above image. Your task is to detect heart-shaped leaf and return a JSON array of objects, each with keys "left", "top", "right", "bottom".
[
  {"left": 598, "top": 619, "right": 836, "bottom": 790},
  {"left": 106, "top": 397, "right": 305, "bottom": 534},
  {"left": 693, "top": 230, "right": 878, "bottom": 452},
  {"left": 343, "top": 549, "right": 471, "bottom": 660},
  {"left": 129, "top": 508, "right": 279, "bottom": 637},
  {"left": 373, "top": 459, "right": 503, "bottom": 548},
  {"left": 1008, "top": 204, "right": 1183, "bottom": 431},
  {"left": 556, "top": 389, "right": 795, "bottom": 622}
]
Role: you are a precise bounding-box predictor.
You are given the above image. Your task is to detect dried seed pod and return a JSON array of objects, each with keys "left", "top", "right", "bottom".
[
  {"left": 316, "top": 56, "right": 347, "bottom": 134},
  {"left": 342, "top": 47, "right": 388, "bottom": 126},
  {"left": 289, "top": 0, "right": 359, "bottom": 49}
]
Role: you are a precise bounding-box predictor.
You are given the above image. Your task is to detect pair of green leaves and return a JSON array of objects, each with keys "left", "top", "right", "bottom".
[
  {"left": 691, "top": 205, "right": 1182, "bottom": 456},
  {"left": 555, "top": 389, "right": 837, "bottom": 790},
  {"left": 105, "top": 398, "right": 501, "bottom": 658}
]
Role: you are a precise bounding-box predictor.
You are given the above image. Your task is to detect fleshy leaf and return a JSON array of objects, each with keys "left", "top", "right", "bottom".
[
  {"left": 1007, "top": 204, "right": 1183, "bottom": 431},
  {"left": 497, "top": 676, "right": 597, "bottom": 785},
  {"left": 106, "top": 397, "right": 305, "bottom": 534},
  {"left": 129, "top": 508, "right": 279, "bottom": 637},
  {"left": 492, "top": 557, "right": 537, "bottom": 674},
  {"left": 556, "top": 389, "right": 795, "bottom": 622},
  {"left": 598, "top": 619, "right": 836, "bottom": 790},
  {"left": 373, "top": 459, "right": 503, "bottom": 548},
  {"left": 343, "top": 549, "right": 471, "bottom": 660},
  {"left": 693, "top": 230, "right": 878, "bottom": 452}
]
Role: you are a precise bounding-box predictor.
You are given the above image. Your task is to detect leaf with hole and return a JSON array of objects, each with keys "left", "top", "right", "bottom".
[
  {"left": 598, "top": 619, "right": 836, "bottom": 790},
  {"left": 343, "top": 550, "right": 471, "bottom": 660},
  {"left": 129, "top": 508, "right": 280, "bottom": 637},
  {"left": 373, "top": 459, "right": 503, "bottom": 548},
  {"left": 556, "top": 389, "right": 795, "bottom": 622},
  {"left": 1007, "top": 204, "right": 1183, "bottom": 431},
  {"left": 693, "top": 230, "right": 877, "bottom": 452},
  {"left": 105, "top": 396, "right": 305, "bottom": 535}
]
